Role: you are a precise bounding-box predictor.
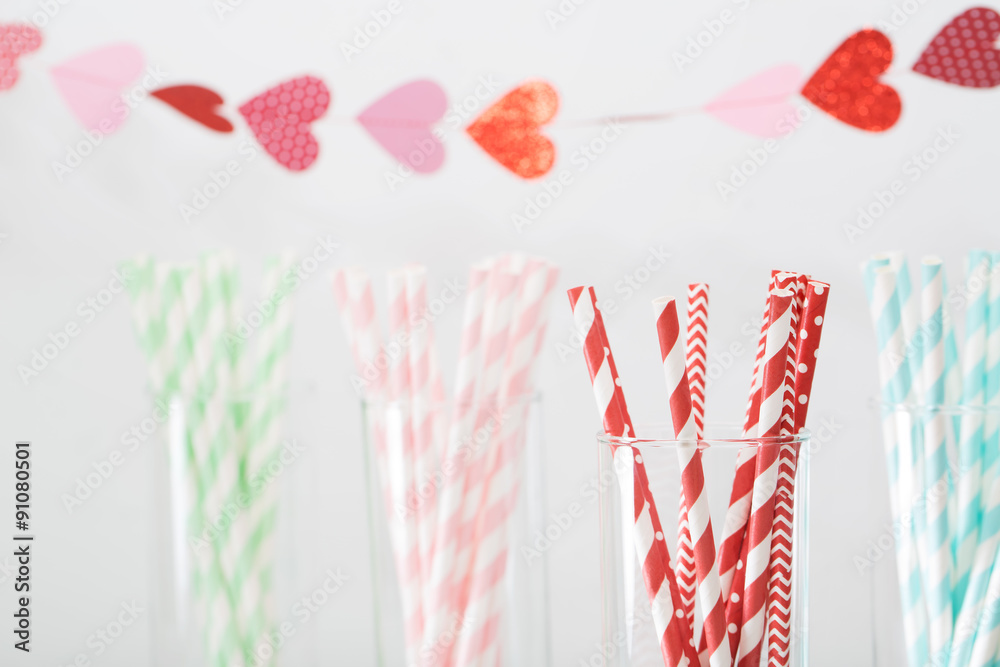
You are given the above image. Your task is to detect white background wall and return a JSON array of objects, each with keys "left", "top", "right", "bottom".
[{"left": 2, "top": 0, "right": 999, "bottom": 664}]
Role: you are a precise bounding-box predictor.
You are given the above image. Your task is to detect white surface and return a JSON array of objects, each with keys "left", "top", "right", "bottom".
[{"left": 2, "top": 0, "right": 999, "bottom": 664}]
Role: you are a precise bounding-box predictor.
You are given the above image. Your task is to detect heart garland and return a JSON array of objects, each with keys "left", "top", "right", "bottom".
[{"left": 4, "top": 9, "right": 999, "bottom": 176}]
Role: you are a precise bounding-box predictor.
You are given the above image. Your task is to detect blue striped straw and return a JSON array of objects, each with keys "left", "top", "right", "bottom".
[
  {"left": 954, "top": 250, "right": 991, "bottom": 611},
  {"left": 979, "top": 252, "right": 1000, "bottom": 525},
  {"left": 920, "top": 257, "right": 954, "bottom": 662},
  {"left": 864, "top": 259, "right": 931, "bottom": 667}
]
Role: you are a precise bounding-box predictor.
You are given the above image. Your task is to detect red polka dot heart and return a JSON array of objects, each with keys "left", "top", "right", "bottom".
[
  {"left": 238, "top": 76, "right": 331, "bottom": 172},
  {"left": 913, "top": 7, "right": 1000, "bottom": 88}
]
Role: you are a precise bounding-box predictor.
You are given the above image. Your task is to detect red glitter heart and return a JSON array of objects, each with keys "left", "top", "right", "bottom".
[
  {"left": 467, "top": 81, "right": 559, "bottom": 179},
  {"left": 0, "top": 24, "right": 42, "bottom": 91},
  {"left": 913, "top": 7, "right": 1000, "bottom": 88},
  {"left": 152, "top": 85, "right": 234, "bottom": 133},
  {"left": 801, "top": 29, "right": 901, "bottom": 132},
  {"left": 239, "top": 75, "right": 330, "bottom": 172}
]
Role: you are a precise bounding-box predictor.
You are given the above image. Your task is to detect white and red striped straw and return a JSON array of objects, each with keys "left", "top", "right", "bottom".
[
  {"left": 736, "top": 287, "right": 795, "bottom": 667},
  {"left": 653, "top": 296, "right": 731, "bottom": 667},
  {"left": 569, "top": 286, "right": 699, "bottom": 667}
]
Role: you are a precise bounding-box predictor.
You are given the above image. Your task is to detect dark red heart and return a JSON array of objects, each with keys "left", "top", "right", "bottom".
[
  {"left": 801, "top": 29, "right": 901, "bottom": 132},
  {"left": 913, "top": 7, "right": 1000, "bottom": 88},
  {"left": 467, "top": 81, "right": 558, "bottom": 179},
  {"left": 151, "top": 85, "right": 234, "bottom": 132},
  {"left": 238, "top": 76, "right": 330, "bottom": 172}
]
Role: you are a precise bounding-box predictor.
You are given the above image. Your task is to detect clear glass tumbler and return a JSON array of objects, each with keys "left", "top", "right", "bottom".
[
  {"left": 150, "top": 394, "right": 303, "bottom": 667},
  {"left": 361, "top": 394, "right": 550, "bottom": 667},
  {"left": 870, "top": 403, "right": 1000, "bottom": 667},
  {"left": 597, "top": 424, "right": 811, "bottom": 667}
]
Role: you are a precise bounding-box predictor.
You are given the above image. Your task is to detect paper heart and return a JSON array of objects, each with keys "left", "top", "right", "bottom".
[
  {"left": 0, "top": 24, "right": 42, "bottom": 91},
  {"left": 801, "top": 29, "right": 901, "bottom": 132},
  {"left": 704, "top": 64, "right": 804, "bottom": 137},
  {"left": 467, "top": 81, "right": 559, "bottom": 179},
  {"left": 239, "top": 76, "right": 330, "bottom": 172},
  {"left": 358, "top": 80, "right": 447, "bottom": 173},
  {"left": 152, "top": 85, "right": 234, "bottom": 132},
  {"left": 51, "top": 44, "right": 145, "bottom": 132},
  {"left": 913, "top": 7, "right": 1000, "bottom": 88}
]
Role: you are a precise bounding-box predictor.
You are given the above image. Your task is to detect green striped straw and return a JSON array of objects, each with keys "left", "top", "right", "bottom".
[
  {"left": 954, "top": 250, "right": 991, "bottom": 611},
  {"left": 864, "top": 260, "right": 930, "bottom": 667},
  {"left": 920, "top": 257, "right": 954, "bottom": 661},
  {"left": 238, "top": 251, "right": 296, "bottom": 663}
]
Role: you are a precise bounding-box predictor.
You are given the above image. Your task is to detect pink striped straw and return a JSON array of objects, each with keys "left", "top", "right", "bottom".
[
  {"left": 452, "top": 259, "right": 560, "bottom": 667},
  {"left": 654, "top": 296, "right": 731, "bottom": 667},
  {"left": 386, "top": 267, "right": 425, "bottom": 658},
  {"left": 569, "top": 286, "right": 699, "bottom": 667},
  {"left": 423, "top": 260, "right": 493, "bottom": 656},
  {"left": 736, "top": 288, "right": 795, "bottom": 667}
]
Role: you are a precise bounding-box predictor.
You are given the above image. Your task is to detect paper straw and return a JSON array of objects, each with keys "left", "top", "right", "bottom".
[
  {"left": 386, "top": 267, "right": 425, "bottom": 659},
  {"left": 423, "top": 260, "right": 492, "bottom": 652},
  {"left": 916, "top": 258, "right": 955, "bottom": 663},
  {"left": 963, "top": 477, "right": 1000, "bottom": 666},
  {"left": 980, "top": 253, "right": 1000, "bottom": 530},
  {"left": 735, "top": 287, "right": 793, "bottom": 667},
  {"left": 568, "top": 286, "right": 699, "bottom": 667},
  {"left": 864, "top": 261, "right": 931, "bottom": 667},
  {"left": 954, "top": 251, "right": 991, "bottom": 610},
  {"left": 653, "top": 295, "right": 730, "bottom": 667},
  {"left": 676, "top": 284, "right": 708, "bottom": 634}
]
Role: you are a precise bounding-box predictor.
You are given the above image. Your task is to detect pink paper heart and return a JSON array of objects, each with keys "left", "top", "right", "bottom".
[
  {"left": 51, "top": 44, "right": 145, "bottom": 132},
  {"left": 704, "top": 64, "right": 803, "bottom": 137},
  {"left": 358, "top": 80, "right": 447, "bottom": 173},
  {"left": 238, "top": 75, "right": 331, "bottom": 172},
  {"left": 0, "top": 24, "right": 42, "bottom": 91}
]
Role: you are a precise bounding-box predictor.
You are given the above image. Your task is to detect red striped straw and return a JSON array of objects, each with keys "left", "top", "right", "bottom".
[
  {"left": 653, "top": 296, "right": 731, "bottom": 667},
  {"left": 718, "top": 270, "right": 786, "bottom": 643},
  {"left": 677, "top": 283, "right": 709, "bottom": 632},
  {"left": 736, "top": 288, "right": 795, "bottom": 667},
  {"left": 568, "top": 286, "right": 699, "bottom": 667},
  {"left": 766, "top": 280, "right": 829, "bottom": 667}
]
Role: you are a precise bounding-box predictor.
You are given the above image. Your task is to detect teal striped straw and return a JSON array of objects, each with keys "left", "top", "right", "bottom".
[
  {"left": 980, "top": 252, "right": 1000, "bottom": 527},
  {"left": 864, "top": 259, "right": 931, "bottom": 667},
  {"left": 954, "top": 250, "right": 991, "bottom": 612},
  {"left": 920, "top": 257, "right": 954, "bottom": 662}
]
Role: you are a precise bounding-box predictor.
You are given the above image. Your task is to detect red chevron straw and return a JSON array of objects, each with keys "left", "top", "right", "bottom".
[
  {"left": 654, "top": 296, "right": 731, "bottom": 667},
  {"left": 568, "top": 286, "right": 698, "bottom": 667},
  {"left": 765, "top": 280, "right": 829, "bottom": 667},
  {"left": 676, "top": 283, "right": 709, "bottom": 634}
]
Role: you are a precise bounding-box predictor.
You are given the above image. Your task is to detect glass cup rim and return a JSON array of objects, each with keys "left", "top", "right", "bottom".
[
  {"left": 872, "top": 400, "right": 1000, "bottom": 416},
  {"left": 360, "top": 391, "right": 541, "bottom": 412},
  {"left": 596, "top": 421, "right": 811, "bottom": 447}
]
